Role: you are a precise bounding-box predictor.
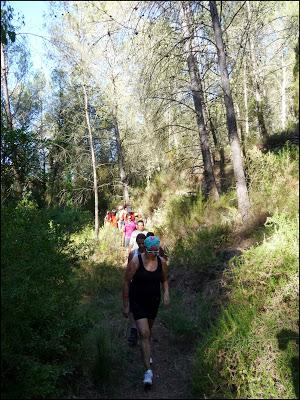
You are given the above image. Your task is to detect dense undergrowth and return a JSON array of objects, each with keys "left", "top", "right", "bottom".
[
  {"left": 1, "top": 199, "right": 127, "bottom": 399},
  {"left": 1, "top": 201, "right": 93, "bottom": 398}
]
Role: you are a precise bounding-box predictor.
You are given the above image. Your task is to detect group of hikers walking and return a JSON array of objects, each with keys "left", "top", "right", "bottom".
[
  {"left": 104, "top": 205, "right": 147, "bottom": 246},
  {"left": 105, "top": 204, "right": 170, "bottom": 388}
]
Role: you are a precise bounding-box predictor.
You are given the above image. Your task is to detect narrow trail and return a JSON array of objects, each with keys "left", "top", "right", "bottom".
[
  {"left": 77, "top": 317, "right": 197, "bottom": 399},
  {"left": 71, "top": 235, "right": 254, "bottom": 400},
  {"left": 74, "top": 251, "right": 198, "bottom": 399},
  {"left": 108, "top": 320, "right": 195, "bottom": 399}
]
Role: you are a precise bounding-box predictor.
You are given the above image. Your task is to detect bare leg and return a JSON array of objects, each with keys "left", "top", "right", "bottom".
[
  {"left": 129, "top": 312, "right": 137, "bottom": 330},
  {"left": 148, "top": 319, "right": 155, "bottom": 333},
  {"left": 148, "top": 319, "right": 155, "bottom": 362},
  {"left": 135, "top": 318, "right": 151, "bottom": 370}
]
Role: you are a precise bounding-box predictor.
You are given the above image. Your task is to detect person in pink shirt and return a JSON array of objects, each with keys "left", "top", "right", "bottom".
[{"left": 123, "top": 214, "right": 136, "bottom": 248}]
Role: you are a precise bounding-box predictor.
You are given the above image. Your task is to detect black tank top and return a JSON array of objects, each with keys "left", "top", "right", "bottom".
[{"left": 129, "top": 254, "right": 163, "bottom": 301}]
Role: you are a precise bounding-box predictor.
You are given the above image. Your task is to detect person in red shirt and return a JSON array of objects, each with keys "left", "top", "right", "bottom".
[
  {"left": 104, "top": 211, "right": 112, "bottom": 225},
  {"left": 110, "top": 210, "right": 118, "bottom": 228}
]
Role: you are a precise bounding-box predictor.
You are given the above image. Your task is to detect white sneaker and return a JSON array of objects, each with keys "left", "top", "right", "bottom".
[
  {"left": 150, "top": 356, "right": 153, "bottom": 365},
  {"left": 143, "top": 369, "right": 153, "bottom": 385}
]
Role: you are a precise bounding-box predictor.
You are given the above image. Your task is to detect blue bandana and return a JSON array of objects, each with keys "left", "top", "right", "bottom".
[{"left": 144, "top": 236, "right": 160, "bottom": 253}]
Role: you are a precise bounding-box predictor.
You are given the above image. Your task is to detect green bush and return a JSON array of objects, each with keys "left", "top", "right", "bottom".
[
  {"left": 170, "top": 224, "right": 230, "bottom": 271},
  {"left": 159, "top": 290, "right": 198, "bottom": 342},
  {"left": 93, "top": 224, "right": 124, "bottom": 265},
  {"left": 1, "top": 199, "right": 89, "bottom": 398},
  {"left": 247, "top": 144, "right": 299, "bottom": 217},
  {"left": 192, "top": 213, "right": 299, "bottom": 399}
]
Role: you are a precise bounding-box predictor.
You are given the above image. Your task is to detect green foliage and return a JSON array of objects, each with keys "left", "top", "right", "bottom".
[
  {"left": 74, "top": 258, "right": 125, "bottom": 390},
  {"left": 80, "top": 324, "right": 124, "bottom": 387},
  {"left": 170, "top": 224, "right": 230, "bottom": 271},
  {"left": 1, "top": 5, "right": 16, "bottom": 45},
  {"left": 1, "top": 200, "right": 89, "bottom": 398},
  {"left": 93, "top": 224, "right": 124, "bottom": 265},
  {"left": 247, "top": 144, "right": 299, "bottom": 216},
  {"left": 89, "top": 327, "right": 120, "bottom": 383},
  {"left": 159, "top": 290, "right": 199, "bottom": 342},
  {"left": 1, "top": 126, "right": 40, "bottom": 200},
  {"left": 76, "top": 259, "right": 122, "bottom": 300},
  {"left": 192, "top": 212, "right": 299, "bottom": 399},
  {"left": 134, "top": 170, "right": 188, "bottom": 217}
]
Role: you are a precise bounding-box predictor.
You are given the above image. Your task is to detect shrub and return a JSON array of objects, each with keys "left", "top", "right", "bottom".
[
  {"left": 1, "top": 200, "right": 89, "bottom": 398},
  {"left": 247, "top": 144, "right": 299, "bottom": 217},
  {"left": 192, "top": 213, "right": 299, "bottom": 399}
]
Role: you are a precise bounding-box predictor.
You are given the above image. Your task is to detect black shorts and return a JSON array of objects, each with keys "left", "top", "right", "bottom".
[{"left": 129, "top": 297, "right": 160, "bottom": 321}]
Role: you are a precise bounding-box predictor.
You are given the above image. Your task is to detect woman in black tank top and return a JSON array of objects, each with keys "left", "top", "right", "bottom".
[{"left": 122, "top": 236, "right": 170, "bottom": 387}]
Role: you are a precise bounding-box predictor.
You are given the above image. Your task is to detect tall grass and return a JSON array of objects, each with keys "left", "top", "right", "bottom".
[
  {"left": 192, "top": 213, "right": 299, "bottom": 399},
  {"left": 190, "top": 145, "right": 299, "bottom": 399}
]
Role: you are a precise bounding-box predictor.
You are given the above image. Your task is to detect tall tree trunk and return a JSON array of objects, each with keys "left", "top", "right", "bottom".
[
  {"left": 203, "top": 100, "right": 226, "bottom": 192},
  {"left": 83, "top": 84, "right": 99, "bottom": 240},
  {"left": 114, "top": 116, "right": 130, "bottom": 205},
  {"left": 281, "top": 51, "right": 287, "bottom": 130},
  {"left": 180, "top": 1, "right": 219, "bottom": 200},
  {"left": 236, "top": 103, "right": 247, "bottom": 160},
  {"left": 243, "top": 60, "right": 249, "bottom": 136},
  {"left": 209, "top": 0, "right": 250, "bottom": 221},
  {"left": 246, "top": 1, "right": 268, "bottom": 138},
  {"left": 210, "top": 116, "right": 226, "bottom": 192},
  {"left": 1, "top": 42, "right": 13, "bottom": 130},
  {"left": 110, "top": 74, "right": 130, "bottom": 205}
]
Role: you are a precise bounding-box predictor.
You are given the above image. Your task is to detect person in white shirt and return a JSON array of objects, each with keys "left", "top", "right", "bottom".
[{"left": 128, "top": 220, "right": 148, "bottom": 253}]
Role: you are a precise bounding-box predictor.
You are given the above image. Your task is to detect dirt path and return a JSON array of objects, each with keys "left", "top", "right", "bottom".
[
  {"left": 75, "top": 316, "right": 197, "bottom": 399},
  {"left": 72, "top": 256, "right": 197, "bottom": 399},
  {"left": 112, "top": 319, "right": 196, "bottom": 399}
]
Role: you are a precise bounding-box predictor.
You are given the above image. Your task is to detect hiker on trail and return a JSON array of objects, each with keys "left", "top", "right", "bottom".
[
  {"left": 127, "top": 233, "right": 146, "bottom": 263},
  {"left": 123, "top": 214, "right": 137, "bottom": 248},
  {"left": 110, "top": 210, "right": 118, "bottom": 229},
  {"left": 104, "top": 211, "right": 112, "bottom": 226},
  {"left": 128, "top": 220, "right": 148, "bottom": 253},
  {"left": 137, "top": 210, "right": 146, "bottom": 225},
  {"left": 126, "top": 233, "right": 146, "bottom": 347},
  {"left": 146, "top": 232, "right": 168, "bottom": 260},
  {"left": 117, "top": 205, "right": 127, "bottom": 231},
  {"left": 123, "top": 235, "right": 170, "bottom": 386}
]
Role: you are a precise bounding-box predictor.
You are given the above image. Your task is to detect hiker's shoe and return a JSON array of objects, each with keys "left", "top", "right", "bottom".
[
  {"left": 149, "top": 356, "right": 153, "bottom": 365},
  {"left": 143, "top": 369, "right": 153, "bottom": 385},
  {"left": 127, "top": 328, "right": 138, "bottom": 346}
]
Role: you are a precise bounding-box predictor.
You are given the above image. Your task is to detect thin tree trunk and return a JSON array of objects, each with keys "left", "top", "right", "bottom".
[
  {"left": 203, "top": 98, "right": 226, "bottom": 191},
  {"left": 243, "top": 60, "right": 249, "bottom": 136},
  {"left": 114, "top": 116, "right": 130, "bottom": 205},
  {"left": 281, "top": 51, "right": 287, "bottom": 130},
  {"left": 1, "top": 42, "right": 13, "bottom": 130},
  {"left": 210, "top": 115, "right": 226, "bottom": 192},
  {"left": 110, "top": 74, "right": 130, "bottom": 206},
  {"left": 83, "top": 84, "right": 99, "bottom": 240},
  {"left": 180, "top": 1, "right": 219, "bottom": 200},
  {"left": 246, "top": 1, "right": 268, "bottom": 138},
  {"left": 209, "top": 0, "right": 250, "bottom": 221},
  {"left": 236, "top": 102, "right": 247, "bottom": 160}
]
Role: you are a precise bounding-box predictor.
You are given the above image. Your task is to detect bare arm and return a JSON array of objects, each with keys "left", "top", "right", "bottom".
[
  {"left": 161, "top": 258, "right": 170, "bottom": 305},
  {"left": 128, "top": 232, "right": 136, "bottom": 254},
  {"left": 122, "top": 256, "right": 138, "bottom": 316},
  {"left": 127, "top": 250, "right": 135, "bottom": 264}
]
